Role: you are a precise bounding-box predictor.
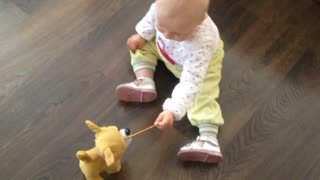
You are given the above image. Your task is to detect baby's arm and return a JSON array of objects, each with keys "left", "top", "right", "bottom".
[
  {"left": 135, "top": 2, "right": 157, "bottom": 41},
  {"left": 163, "top": 47, "right": 214, "bottom": 120}
]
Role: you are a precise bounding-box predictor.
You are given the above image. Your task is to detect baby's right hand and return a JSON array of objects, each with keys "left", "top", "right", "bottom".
[{"left": 127, "top": 34, "right": 147, "bottom": 53}]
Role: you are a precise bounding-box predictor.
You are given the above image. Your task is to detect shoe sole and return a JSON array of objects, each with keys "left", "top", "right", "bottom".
[
  {"left": 116, "top": 85, "right": 157, "bottom": 103},
  {"left": 177, "top": 149, "right": 223, "bottom": 163}
]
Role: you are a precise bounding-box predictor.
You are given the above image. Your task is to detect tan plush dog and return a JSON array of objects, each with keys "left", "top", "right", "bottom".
[{"left": 76, "top": 120, "right": 131, "bottom": 180}]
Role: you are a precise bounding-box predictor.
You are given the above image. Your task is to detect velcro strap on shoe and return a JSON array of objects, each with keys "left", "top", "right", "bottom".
[
  {"left": 197, "top": 136, "right": 219, "bottom": 147},
  {"left": 134, "top": 76, "right": 156, "bottom": 90},
  {"left": 137, "top": 76, "right": 145, "bottom": 80}
]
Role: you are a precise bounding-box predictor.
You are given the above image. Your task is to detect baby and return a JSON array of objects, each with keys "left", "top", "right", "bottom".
[{"left": 116, "top": 0, "right": 224, "bottom": 163}]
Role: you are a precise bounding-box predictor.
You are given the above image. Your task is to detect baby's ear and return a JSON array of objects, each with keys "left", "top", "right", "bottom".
[
  {"left": 104, "top": 147, "right": 115, "bottom": 166},
  {"left": 85, "top": 120, "right": 101, "bottom": 133}
]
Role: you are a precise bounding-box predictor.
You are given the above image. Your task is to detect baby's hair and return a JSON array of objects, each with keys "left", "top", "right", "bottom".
[{"left": 158, "top": 0, "right": 210, "bottom": 24}]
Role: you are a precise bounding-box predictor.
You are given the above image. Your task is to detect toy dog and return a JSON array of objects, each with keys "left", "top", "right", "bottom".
[{"left": 76, "top": 120, "right": 131, "bottom": 180}]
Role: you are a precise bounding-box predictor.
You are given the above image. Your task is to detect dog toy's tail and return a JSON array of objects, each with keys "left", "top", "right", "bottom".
[{"left": 76, "top": 151, "right": 92, "bottom": 162}]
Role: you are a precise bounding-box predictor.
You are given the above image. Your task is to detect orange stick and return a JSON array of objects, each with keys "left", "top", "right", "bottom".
[{"left": 125, "top": 125, "right": 156, "bottom": 139}]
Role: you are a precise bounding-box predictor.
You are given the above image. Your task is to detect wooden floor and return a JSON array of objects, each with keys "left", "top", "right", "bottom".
[{"left": 1, "top": 0, "right": 320, "bottom": 179}]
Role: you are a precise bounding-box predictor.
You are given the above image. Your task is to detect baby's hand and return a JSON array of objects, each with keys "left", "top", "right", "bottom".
[
  {"left": 127, "top": 34, "right": 147, "bottom": 53},
  {"left": 154, "top": 110, "right": 175, "bottom": 130}
]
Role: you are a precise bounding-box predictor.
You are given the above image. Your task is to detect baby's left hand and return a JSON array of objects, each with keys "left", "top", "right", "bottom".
[{"left": 154, "top": 110, "right": 175, "bottom": 130}]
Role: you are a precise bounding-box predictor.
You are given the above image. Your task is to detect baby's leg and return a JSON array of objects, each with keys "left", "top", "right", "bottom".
[
  {"left": 178, "top": 41, "right": 225, "bottom": 163},
  {"left": 116, "top": 39, "right": 159, "bottom": 103},
  {"left": 135, "top": 69, "right": 154, "bottom": 81}
]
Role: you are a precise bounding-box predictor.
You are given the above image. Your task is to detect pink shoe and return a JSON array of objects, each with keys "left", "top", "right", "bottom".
[
  {"left": 116, "top": 77, "right": 157, "bottom": 103},
  {"left": 177, "top": 136, "right": 223, "bottom": 163}
]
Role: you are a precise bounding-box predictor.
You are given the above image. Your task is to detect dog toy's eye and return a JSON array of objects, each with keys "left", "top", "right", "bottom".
[
  {"left": 124, "top": 128, "right": 131, "bottom": 136},
  {"left": 120, "top": 128, "right": 131, "bottom": 137}
]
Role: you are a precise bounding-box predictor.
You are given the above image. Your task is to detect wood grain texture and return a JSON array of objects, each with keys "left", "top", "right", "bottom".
[{"left": 0, "top": 0, "right": 319, "bottom": 179}]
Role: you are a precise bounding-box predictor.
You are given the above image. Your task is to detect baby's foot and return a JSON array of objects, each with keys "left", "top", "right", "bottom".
[
  {"left": 177, "top": 135, "right": 223, "bottom": 163},
  {"left": 116, "top": 77, "right": 157, "bottom": 103}
]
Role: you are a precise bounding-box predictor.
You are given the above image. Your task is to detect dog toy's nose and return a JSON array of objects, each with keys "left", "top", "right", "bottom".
[{"left": 124, "top": 128, "right": 131, "bottom": 136}]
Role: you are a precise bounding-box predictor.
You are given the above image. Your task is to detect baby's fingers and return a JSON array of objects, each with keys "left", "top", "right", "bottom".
[
  {"left": 154, "top": 113, "right": 164, "bottom": 127},
  {"left": 128, "top": 43, "right": 137, "bottom": 53}
]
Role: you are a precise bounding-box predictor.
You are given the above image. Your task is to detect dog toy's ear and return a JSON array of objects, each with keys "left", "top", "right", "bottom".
[
  {"left": 104, "top": 147, "right": 115, "bottom": 166},
  {"left": 76, "top": 151, "right": 92, "bottom": 162},
  {"left": 85, "top": 120, "right": 101, "bottom": 133}
]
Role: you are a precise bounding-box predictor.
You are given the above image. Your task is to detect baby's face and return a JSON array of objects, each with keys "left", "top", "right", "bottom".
[{"left": 156, "top": 15, "right": 199, "bottom": 41}]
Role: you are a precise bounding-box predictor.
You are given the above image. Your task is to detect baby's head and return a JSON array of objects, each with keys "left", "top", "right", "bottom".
[{"left": 157, "top": 0, "right": 209, "bottom": 41}]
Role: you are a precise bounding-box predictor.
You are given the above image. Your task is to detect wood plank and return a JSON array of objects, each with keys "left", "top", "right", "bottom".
[{"left": 0, "top": 0, "right": 320, "bottom": 179}]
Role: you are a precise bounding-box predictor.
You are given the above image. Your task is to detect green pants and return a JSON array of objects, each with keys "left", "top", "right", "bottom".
[{"left": 130, "top": 39, "right": 224, "bottom": 127}]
